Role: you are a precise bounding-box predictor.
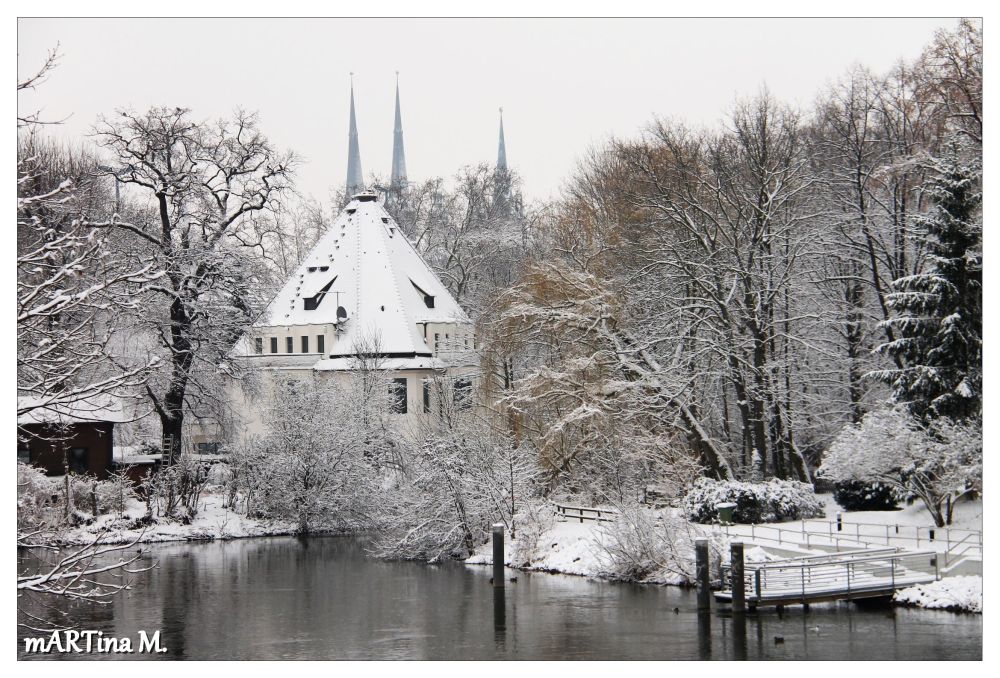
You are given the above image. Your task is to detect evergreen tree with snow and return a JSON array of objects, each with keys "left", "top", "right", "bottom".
[{"left": 872, "top": 138, "right": 982, "bottom": 420}]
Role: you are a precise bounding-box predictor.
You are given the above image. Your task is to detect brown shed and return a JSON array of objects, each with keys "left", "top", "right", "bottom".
[{"left": 17, "top": 396, "right": 127, "bottom": 480}]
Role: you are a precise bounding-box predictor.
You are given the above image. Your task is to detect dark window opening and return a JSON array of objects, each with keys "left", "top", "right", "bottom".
[
  {"left": 390, "top": 378, "right": 408, "bottom": 414},
  {"left": 454, "top": 378, "right": 472, "bottom": 410},
  {"left": 304, "top": 277, "right": 338, "bottom": 311},
  {"left": 196, "top": 442, "right": 220, "bottom": 455},
  {"left": 69, "top": 447, "right": 88, "bottom": 474},
  {"left": 301, "top": 336, "right": 309, "bottom": 353},
  {"left": 17, "top": 441, "right": 29, "bottom": 464},
  {"left": 423, "top": 381, "right": 431, "bottom": 414},
  {"left": 382, "top": 217, "right": 390, "bottom": 224},
  {"left": 317, "top": 335, "right": 325, "bottom": 354},
  {"left": 286, "top": 337, "right": 293, "bottom": 353},
  {"left": 255, "top": 337, "right": 263, "bottom": 354},
  {"left": 411, "top": 281, "right": 435, "bottom": 308},
  {"left": 270, "top": 337, "right": 278, "bottom": 354},
  {"left": 319, "top": 266, "right": 329, "bottom": 272}
]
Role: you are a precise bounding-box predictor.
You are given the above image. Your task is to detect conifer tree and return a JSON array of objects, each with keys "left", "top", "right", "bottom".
[{"left": 872, "top": 138, "right": 982, "bottom": 420}]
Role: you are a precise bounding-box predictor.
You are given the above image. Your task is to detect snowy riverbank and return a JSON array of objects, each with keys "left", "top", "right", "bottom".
[
  {"left": 58, "top": 493, "right": 297, "bottom": 545},
  {"left": 465, "top": 497, "right": 983, "bottom": 613}
]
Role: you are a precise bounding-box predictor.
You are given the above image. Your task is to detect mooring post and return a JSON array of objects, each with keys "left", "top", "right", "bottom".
[
  {"left": 492, "top": 523, "right": 505, "bottom": 589},
  {"left": 696, "top": 538, "right": 711, "bottom": 612},
  {"left": 730, "top": 541, "right": 745, "bottom": 613}
]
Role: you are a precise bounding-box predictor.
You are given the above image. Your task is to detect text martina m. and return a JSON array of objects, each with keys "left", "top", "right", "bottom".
[{"left": 23, "top": 630, "right": 167, "bottom": 655}]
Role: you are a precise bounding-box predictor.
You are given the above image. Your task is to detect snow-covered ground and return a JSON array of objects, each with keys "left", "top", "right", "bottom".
[
  {"left": 466, "top": 497, "right": 984, "bottom": 613},
  {"left": 818, "top": 492, "right": 982, "bottom": 531},
  {"left": 895, "top": 576, "right": 982, "bottom": 613},
  {"left": 720, "top": 493, "right": 982, "bottom": 558},
  {"left": 60, "top": 492, "right": 296, "bottom": 545}
]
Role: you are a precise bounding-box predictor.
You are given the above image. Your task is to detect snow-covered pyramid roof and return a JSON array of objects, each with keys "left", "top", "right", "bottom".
[{"left": 251, "top": 192, "right": 469, "bottom": 356}]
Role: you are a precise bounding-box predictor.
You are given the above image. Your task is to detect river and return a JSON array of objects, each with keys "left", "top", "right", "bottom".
[{"left": 17, "top": 536, "right": 982, "bottom": 660}]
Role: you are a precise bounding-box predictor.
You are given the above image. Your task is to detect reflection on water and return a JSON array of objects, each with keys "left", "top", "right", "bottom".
[{"left": 18, "top": 536, "right": 982, "bottom": 660}]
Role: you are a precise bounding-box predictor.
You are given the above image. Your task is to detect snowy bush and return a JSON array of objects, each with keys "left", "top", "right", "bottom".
[
  {"left": 370, "top": 415, "right": 540, "bottom": 562},
  {"left": 595, "top": 501, "right": 723, "bottom": 584},
  {"left": 142, "top": 455, "right": 211, "bottom": 522},
  {"left": 819, "top": 405, "right": 981, "bottom": 526},
  {"left": 682, "top": 477, "right": 825, "bottom": 524},
  {"left": 17, "top": 462, "right": 62, "bottom": 530},
  {"left": 833, "top": 480, "right": 904, "bottom": 512},
  {"left": 598, "top": 504, "right": 701, "bottom": 581},
  {"left": 508, "top": 502, "right": 555, "bottom": 568}
]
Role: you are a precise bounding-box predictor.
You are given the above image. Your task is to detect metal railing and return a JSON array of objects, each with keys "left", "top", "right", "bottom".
[
  {"left": 800, "top": 518, "right": 981, "bottom": 551},
  {"left": 719, "top": 519, "right": 981, "bottom": 565},
  {"left": 723, "top": 549, "right": 939, "bottom": 605}
]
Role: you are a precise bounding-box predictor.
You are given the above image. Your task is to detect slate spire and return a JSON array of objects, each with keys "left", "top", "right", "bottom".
[
  {"left": 390, "top": 72, "right": 408, "bottom": 188},
  {"left": 496, "top": 106, "right": 508, "bottom": 172},
  {"left": 346, "top": 74, "right": 364, "bottom": 196}
]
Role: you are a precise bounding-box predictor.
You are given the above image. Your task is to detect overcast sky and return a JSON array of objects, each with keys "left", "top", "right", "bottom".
[{"left": 18, "top": 18, "right": 958, "bottom": 203}]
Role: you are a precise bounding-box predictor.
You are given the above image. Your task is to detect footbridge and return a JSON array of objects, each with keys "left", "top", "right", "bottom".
[{"left": 715, "top": 548, "right": 940, "bottom": 608}]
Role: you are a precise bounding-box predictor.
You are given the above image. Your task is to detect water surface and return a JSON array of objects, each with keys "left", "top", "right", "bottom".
[{"left": 18, "top": 536, "right": 982, "bottom": 660}]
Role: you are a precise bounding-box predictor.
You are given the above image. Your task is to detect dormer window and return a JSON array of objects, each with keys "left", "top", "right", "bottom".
[
  {"left": 304, "top": 277, "right": 337, "bottom": 311},
  {"left": 411, "top": 280, "right": 435, "bottom": 309}
]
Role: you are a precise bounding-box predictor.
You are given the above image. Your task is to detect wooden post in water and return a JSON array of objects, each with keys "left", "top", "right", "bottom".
[
  {"left": 696, "top": 538, "right": 710, "bottom": 612},
  {"left": 730, "top": 541, "right": 745, "bottom": 613},
  {"left": 492, "top": 523, "right": 505, "bottom": 589}
]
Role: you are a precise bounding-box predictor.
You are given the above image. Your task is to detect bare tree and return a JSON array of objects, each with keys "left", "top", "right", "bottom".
[{"left": 90, "top": 107, "right": 296, "bottom": 458}]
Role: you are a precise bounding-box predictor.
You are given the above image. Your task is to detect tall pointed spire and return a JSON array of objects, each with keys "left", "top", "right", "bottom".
[
  {"left": 496, "top": 106, "right": 508, "bottom": 172},
  {"left": 390, "top": 72, "right": 407, "bottom": 188},
  {"left": 346, "top": 74, "right": 364, "bottom": 196},
  {"left": 494, "top": 107, "right": 512, "bottom": 217}
]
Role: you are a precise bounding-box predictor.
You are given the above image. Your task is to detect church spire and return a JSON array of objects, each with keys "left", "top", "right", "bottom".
[
  {"left": 390, "top": 72, "right": 407, "bottom": 188},
  {"left": 494, "top": 107, "right": 512, "bottom": 217},
  {"left": 496, "top": 106, "right": 508, "bottom": 172},
  {"left": 346, "top": 74, "right": 364, "bottom": 196}
]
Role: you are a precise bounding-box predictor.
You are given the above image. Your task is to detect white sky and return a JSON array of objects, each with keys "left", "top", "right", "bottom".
[{"left": 17, "top": 17, "right": 958, "bottom": 203}]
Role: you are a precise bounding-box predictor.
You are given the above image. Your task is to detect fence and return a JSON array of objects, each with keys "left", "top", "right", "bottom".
[{"left": 551, "top": 502, "right": 617, "bottom": 523}]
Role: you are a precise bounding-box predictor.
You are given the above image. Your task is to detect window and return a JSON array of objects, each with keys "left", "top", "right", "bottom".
[
  {"left": 286, "top": 337, "right": 293, "bottom": 353},
  {"left": 411, "top": 281, "right": 435, "bottom": 308},
  {"left": 317, "top": 335, "right": 325, "bottom": 354},
  {"left": 304, "top": 277, "right": 337, "bottom": 311},
  {"left": 390, "top": 378, "right": 408, "bottom": 414},
  {"left": 301, "top": 336, "right": 309, "bottom": 353},
  {"left": 423, "top": 381, "right": 431, "bottom": 414},
  {"left": 196, "top": 442, "right": 220, "bottom": 455},
  {"left": 454, "top": 378, "right": 472, "bottom": 410},
  {"left": 255, "top": 337, "right": 263, "bottom": 354},
  {"left": 69, "top": 447, "right": 88, "bottom": 474},
  {"left": 270, "top": 337, "right": 278, "bottom": 354},
  {"left": 434, "top": 333, "right": 440, "bottom": 353}
]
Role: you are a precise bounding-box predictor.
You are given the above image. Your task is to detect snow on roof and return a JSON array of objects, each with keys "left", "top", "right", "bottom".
[
  {"left": 244, "top": 193, "right": 470, "bottom": 357},
  {"left": 18, "top": 394, "right": 129, "bottom": 426}
]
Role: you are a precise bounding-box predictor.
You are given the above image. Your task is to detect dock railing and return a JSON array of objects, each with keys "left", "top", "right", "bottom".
[
  {"left": 721, "top": 549, "right": 939, "bottom": 606},
  {"left": 718, "top": 519, "right": 981, "bottom": 566}
]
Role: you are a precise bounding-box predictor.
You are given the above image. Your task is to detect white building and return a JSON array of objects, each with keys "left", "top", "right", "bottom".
[
  {"left": 214, "top": 77, "right": 510, "bottom": 443},
  {"left": 227, "top": 190, "right": 476, "bottom": 439}
]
